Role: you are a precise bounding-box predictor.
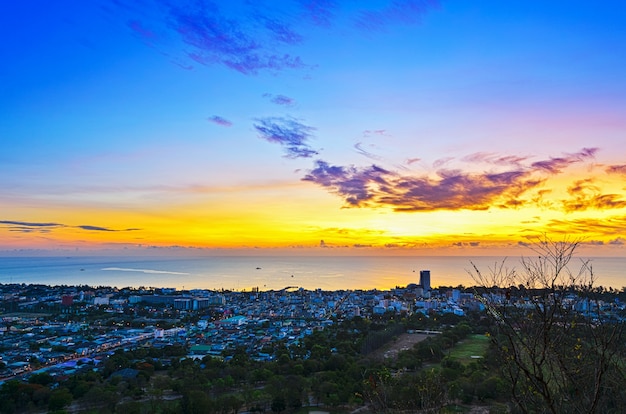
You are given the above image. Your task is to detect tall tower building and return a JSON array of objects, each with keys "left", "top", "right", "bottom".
[{"left": 419, "top": 270, "right": 431, "bottom": 292}]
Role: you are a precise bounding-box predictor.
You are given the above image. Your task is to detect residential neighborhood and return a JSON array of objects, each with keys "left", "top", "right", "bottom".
[{"left": 1, "top": 281, "right": 623, "bottom": 384}]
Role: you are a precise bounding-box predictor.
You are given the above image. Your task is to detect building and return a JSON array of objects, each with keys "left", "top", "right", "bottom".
[
  {"left": 61, "top": 295, "right": 74, "bottom": 306},
  {"left": 419, "top": 270, "right": 431, "bottom": 292}
]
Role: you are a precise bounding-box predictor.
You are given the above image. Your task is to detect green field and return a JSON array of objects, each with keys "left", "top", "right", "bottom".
[{"left": 447, "top": 334, "right": 490, "bottom": 365}]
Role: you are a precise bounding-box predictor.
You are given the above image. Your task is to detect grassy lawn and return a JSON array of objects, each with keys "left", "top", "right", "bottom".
[{"left": 447, "top": 334, "right": 490, "bottom": 365}]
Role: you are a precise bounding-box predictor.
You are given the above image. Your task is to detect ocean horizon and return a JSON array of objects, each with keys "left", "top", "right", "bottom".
[{"left": 0, "top": 255, "right": 624, "bottom": 291}]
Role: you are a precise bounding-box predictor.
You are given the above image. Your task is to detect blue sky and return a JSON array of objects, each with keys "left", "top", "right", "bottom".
[{"left": 2, "top": 0, "right": 626, "bottom": 255}]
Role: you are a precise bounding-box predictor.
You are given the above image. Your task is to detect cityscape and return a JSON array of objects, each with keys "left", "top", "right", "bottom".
[{"left": 1, "top": 257, "right": 624, "bottom": 412}]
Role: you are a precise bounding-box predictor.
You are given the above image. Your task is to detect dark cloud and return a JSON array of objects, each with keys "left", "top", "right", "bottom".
[
  {"left": 0, "top": 220, "right": 62, "bottom": 228},
  {"left": 531, "top": 148, "right": 597, "bottom": 174},
  {"left": 562, "top": 179, "right": 626, "bottom": 212},
  {"left": 608, "top": 237, "right": 625, "bottom": 245},
  {"left": 207, "top": 115, "right": 233, "bottom": 127},
  {"left": 355, "top": 0, "right": 440, "bottom": 32},
  {"left": 303, "top": 162, "right": 542, "bottom": 211},
  {"left": 302, "top": 161, "right": 391, "bottom": 206},
  {"left": 77, "top": 225, "right": 140, "bottom": 232},
  {"left": 263, "top": 93, "right": 296, "bottom": 106},
  {"left": 606, "top": 164, "right": 626, "bottom": 175},
  {"left": 254, "top": 116, "right": 318, "bottom": 158},
  {"left": 451, "top": 241, "right": 480, "bottom": 247},
  {"left": 390, "top": 169, "right": 542, "bottom": 211},
  {"left": 0, "top": 220, "right": 140, "bottom": 234}
]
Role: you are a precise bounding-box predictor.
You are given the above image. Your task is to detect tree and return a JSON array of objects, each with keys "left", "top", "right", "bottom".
[
  {"left": 469, "top": 237, "right": 625, "bottom": 413},
  {"left": 48, "top": 387, "right": 73, "bottom": 411}
]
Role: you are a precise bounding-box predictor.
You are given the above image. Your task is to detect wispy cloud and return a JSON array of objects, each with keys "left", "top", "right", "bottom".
[
  {"left": 127, "top": 19, "right": 157, "bottom": 42},
  {"left": 263, "top": 93, "right": 296, "bottom": 107},
  {"left": 355, "top": 0, "right": 440, "bottom": 32},
  {"left": 254, "top": 116, "right": 318, "bottom": 159},
  {"left": 547, "top": 215, "right": 626, "bottom": 236},
  {"left": 462, "top": 152, "right": 529, "bottom": 168},
  {"left": 254, "top": 15, "right": 304, "bottom": 45},
  {"left": 530, "top": 148, "right": 597, "bottom": 174},
  {"left": 115, "top": 0, "right": 441, "bottom": 75},
  {"left": 1, "top": 220, "right": 61, "bottom": 234},
  {"left": 362, "top": 129, "right": 389, "bottom": 138},
  {"left": 0, "top": 220, "right": 140, "bottom": 234},
  {"left": 77, "top": 225, "right": 140, "bottom": 232},
  {"left": 562, "top": 179, "right": 626, "bottom": 212},
  {"left": 207, "top": 115, "right": 233, "bottom": 127},
  {"left": 0, "top": 220, "right": 62, "bottom": 228},
  {"left": 299, "top": 0, "right": 337, "bottom": 27},
  {"left": 354, "top": 142, "right": 384, "bottom": 161},
  {"left": 167, "top": 1, "right": 307, "bottom": 75},
  {"left": 606, "top": 164, "right": 626, "bottom": 175}
]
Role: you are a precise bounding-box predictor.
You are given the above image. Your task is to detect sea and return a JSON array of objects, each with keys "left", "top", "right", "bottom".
[{"left": 0, "top": 256, "right": 624, "bottom": 291}]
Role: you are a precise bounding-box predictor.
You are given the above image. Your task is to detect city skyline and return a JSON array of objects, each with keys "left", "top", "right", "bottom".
[{"left": 2, "top": 1, "right": 626, "bottom": 256}]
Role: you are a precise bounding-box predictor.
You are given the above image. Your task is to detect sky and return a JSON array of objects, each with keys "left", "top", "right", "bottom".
[{"left": 1, "top": 0, "right": 626, "bottom": 257}]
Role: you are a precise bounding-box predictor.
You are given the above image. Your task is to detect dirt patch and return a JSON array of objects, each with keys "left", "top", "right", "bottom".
[{"left": 367, "top": 332, "right": 430, "bottom": 361}]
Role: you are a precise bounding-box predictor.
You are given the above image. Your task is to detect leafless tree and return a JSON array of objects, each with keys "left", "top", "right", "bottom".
[{"left": 469, "top": 237, "right": 625, "bottom": 413}]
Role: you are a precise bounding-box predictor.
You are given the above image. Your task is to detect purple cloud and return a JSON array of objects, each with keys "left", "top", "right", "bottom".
[
  {"left": 207, "top": 115, "right": 233, "bottom": 127},
  {"left": 167, "top": 1, "right": 307, "bottom": 75},
  {"left": 531, "top": 148, "right": 597, "bottom": 174},
  {"left": 114, "top": 0, "right": 443, "bottom": 75},
  {"left": 302, "top": 161, "right": 392, "bottom": 206},
  {"left": 254, "top": 116, "right": 318, "bottom": 158},
  {"left": 302, "top": 149, "right": 601, "bottom": 212},
  {"left": 263, "top": 93, "right": 296, "bottom": 106},
  {"left": 255, "top": 16, "right": 303, "bottom": 45},
  {"left": 462, "top": 152, "right": 529, "bottom": 167}
]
